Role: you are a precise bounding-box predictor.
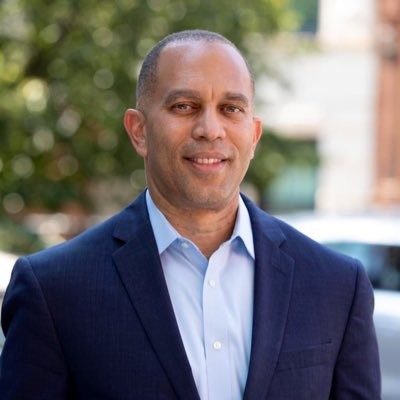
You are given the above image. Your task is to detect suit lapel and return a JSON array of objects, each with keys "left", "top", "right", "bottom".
[
  {"left": 243, "top": 199, "right": 295, "bottom": 400},
  {"left": 112, "top": 193, "right": 200, "bottom": 400}
]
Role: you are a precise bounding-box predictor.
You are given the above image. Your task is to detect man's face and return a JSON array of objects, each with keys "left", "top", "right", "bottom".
[{"left": 127, "top": 41, "right": 262, "bottom": 212}]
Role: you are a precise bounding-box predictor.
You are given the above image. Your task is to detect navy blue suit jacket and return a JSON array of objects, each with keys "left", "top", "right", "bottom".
[{"left": 0, "top": 192, "right": 380, "bottom": 399}]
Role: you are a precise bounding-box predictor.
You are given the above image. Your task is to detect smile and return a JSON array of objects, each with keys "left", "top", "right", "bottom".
[{"left": 192, "top": 158, "right": 223, "bottom": 164}]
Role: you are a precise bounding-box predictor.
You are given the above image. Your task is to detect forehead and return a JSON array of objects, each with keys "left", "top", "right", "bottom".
[{"left": 154, "top": 41, "right": 253, "bottom": 100}]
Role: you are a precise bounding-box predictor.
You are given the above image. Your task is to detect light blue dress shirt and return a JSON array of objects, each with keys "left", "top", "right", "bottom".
[{"left": 146, "top": 191, "right": 255, "bottom": 400}]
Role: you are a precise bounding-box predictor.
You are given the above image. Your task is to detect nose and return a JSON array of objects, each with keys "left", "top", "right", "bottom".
[{"left": 192, "top": 108, "right": 225, "bottom": 141}]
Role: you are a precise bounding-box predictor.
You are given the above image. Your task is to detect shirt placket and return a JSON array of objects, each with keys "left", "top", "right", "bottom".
[{"left": 202, "top": 242, "right": 232, "bottom": 400}]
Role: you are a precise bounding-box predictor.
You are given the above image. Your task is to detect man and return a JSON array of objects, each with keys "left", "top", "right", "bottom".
[{"left": 0, "top": 30, "right": 380, "bottom": 399}]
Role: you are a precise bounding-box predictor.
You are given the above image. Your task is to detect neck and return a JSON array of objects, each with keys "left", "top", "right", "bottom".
[{"left": 149, "top": 192, "right": 239, "bottom": 258}]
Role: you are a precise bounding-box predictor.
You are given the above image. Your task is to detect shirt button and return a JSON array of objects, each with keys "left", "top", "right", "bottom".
[
  {"left": 213, "top": 341, "right": 222, "bottom": 350},
  {"left": 208, "top": 279, "right": 216, "bottom": 288},
  {"left": 181, "top": 242, "right": 189, "bottom": 249}
]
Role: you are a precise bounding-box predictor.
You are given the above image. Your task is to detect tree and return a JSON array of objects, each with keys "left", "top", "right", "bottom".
[{"left": 0, "top": 0, "right": 297, "bottom": 216}]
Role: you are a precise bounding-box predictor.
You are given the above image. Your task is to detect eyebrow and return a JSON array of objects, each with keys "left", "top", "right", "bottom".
[
  {"left": 223, "top": 92, "right": 250, "bottom": 108},
  {"left": 163, "top": 90, "right": 201, "bottom": 105},
  {"left": 163, "top": 89, "right": 250, "bottom": 108}
]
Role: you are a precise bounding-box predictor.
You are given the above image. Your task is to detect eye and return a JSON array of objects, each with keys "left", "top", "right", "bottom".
[
  {"left": 174, "top": 103, "right": 191, "bottom": 110},
  {"left": 171, "top": 103, "right": 197, "bottom": 113},
  {"left": 222, "top": 105, "right": 242, "bottom": 114}
]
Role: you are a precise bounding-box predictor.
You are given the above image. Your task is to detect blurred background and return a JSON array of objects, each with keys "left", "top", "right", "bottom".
[
  {"left": 1, "top": 0, "right": 399, "bottom": 398},
  {"left": 0, "top": 0, "right": 302, "bottom": 250},
  {"left": 1, "top": 0, "right": 399, "bottom": 250}
]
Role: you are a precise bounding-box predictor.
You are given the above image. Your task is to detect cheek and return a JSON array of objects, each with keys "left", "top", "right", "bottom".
[
  {"left": 149, "top": 122, "right": 188, "bottom": 157},
  {"left": 234, "top": 133, "right": 257, "bottom": 159},
  {"left": 149, "top": 115, "right": 183, "bottom": 142},
  {"left": 145, "top": 131, "right": 179, "bottom": 169}
]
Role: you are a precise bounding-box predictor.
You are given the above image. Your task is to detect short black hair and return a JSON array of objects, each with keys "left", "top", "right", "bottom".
[{"left": 136, "top": 29, "right": 254, "bottom": 109}]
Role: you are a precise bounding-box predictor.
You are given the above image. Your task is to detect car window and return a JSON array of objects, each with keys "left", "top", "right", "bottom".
[{"left": 326, "top": 242, "right": 400, "bottom": 291}]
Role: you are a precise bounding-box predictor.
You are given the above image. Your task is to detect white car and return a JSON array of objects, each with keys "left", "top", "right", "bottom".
[{"left": 280, "top": 213, "right": 400, "bottom": 400}]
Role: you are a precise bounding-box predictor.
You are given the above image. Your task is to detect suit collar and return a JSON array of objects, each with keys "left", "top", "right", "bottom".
[{"left": 112, "top": 192, "right": 200, "bottom": 400}]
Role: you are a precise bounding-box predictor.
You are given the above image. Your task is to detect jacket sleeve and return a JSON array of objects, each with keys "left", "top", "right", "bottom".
[
  {"left": 0, "top": 257, "right": 72, "bottom": 399},
  {"left": 329, "top": 260, "right": 381, "bottom": 399}
]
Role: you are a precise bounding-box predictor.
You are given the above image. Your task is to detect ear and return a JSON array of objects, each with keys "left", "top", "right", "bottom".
[
  {"left": 250, "top": 116, "right": 263, "bottom": 159},
  {"left": 124, "top": 108, "right": 147, "bottom": 157}
]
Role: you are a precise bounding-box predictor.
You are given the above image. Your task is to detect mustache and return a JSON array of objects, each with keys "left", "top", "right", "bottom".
[{"left": 182, "top": 144, "right": 233, "bottom": 160}]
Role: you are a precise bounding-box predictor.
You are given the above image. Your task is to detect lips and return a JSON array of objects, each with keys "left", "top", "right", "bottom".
[{"left": 185, "top": 151, "right": 228, "bottom": 164}]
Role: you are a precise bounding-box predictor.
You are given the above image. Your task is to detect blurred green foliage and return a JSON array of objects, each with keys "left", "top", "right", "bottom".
[
  {"left": 0, "top": 216, "right": 45, "bottom": 254},
  {"left": 0, "top": 0, "right": 304, "bottom": 220}
]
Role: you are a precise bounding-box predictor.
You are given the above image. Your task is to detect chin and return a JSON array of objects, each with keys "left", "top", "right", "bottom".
[{"left": 181, "top": 189, "right": 237, "bottom": 210}]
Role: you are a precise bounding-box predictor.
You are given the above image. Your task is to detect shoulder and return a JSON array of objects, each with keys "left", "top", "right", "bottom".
[
  {"left": 243, "top": 197, "right": 375, "bottom": 323},
  {"left": 19, "top": 192, "right": 150, "bottom": 278},
  {"left": 242, "top": 195, "right": 363, "bottom": 282}
]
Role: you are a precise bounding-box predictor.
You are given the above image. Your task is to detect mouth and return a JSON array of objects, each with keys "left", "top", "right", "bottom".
[
  {"left": 184, "top": 153, "right": 229, "bottom": 172},
  {"left": 191, "top": 157, "right": 224, "bottom": 165}
]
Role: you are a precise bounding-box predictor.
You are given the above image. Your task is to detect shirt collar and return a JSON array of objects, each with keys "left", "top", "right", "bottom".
[
  {"left": 146, "top": 190, "right": 254, "bottom": 259},
  {"left": 231, "top": 194, "right": 255, "bottom": 259},
  {"left": 146, "top": 190, "right": 180, "bottom": 254}
]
